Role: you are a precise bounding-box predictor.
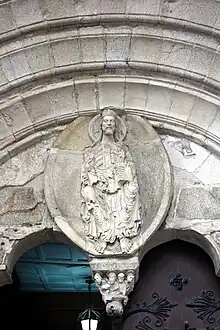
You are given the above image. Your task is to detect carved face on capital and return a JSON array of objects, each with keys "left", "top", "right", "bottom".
[
  {"left": 118, "top": 273, "right": 125, "bottom": 283},
  {"left": 108, "top": 272, "right": 116, "bottom": 284},
  {"left": 101, "top": 115, "right": 116, "bottom": 136},
  {"left": 127, "top": 272, "right": 135, "bottom": 283},
  {"left": 94, "top": 273, "right": 102, "bottom": 285}
]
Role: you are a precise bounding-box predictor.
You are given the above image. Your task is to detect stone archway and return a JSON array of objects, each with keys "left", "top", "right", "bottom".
[
  {"left": 0, "top": 227, "right": 74, "bottom": 285},
  {"left": 1, "top": 0, "right": 220, "bottom": 323},
  {"left": 0, "top": 239, "right": 112, "bottom": 330}
]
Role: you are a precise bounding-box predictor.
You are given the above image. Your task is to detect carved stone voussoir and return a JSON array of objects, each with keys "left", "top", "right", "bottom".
[
  {"left": 90, "top": 256, "right": 139, "bottom": 316},
  {"left": 44, "top": 107, "right": 172, "bottom": 256},
  {"left": 0, "top": 225, "right": 49, "bottom": 271},
  {"left": 0, "top": 225, "right": 42, "bottom": 264}
]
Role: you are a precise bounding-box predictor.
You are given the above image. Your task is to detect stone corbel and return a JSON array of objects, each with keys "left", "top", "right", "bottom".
[{"left": 89, "top": 255, "right": 139, "bottom": 316}]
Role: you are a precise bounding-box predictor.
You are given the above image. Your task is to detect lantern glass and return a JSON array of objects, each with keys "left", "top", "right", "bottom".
[
  {"left": 81, "top": 319, "right": 98, "bottom": 330},
  {"left": 78, "top": 307, "right": 100, "bottom": 330}
]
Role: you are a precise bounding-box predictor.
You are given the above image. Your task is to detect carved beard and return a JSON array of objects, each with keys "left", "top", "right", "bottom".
[{"left": 103, "top": 126, "right": 114, "bottom": 136}]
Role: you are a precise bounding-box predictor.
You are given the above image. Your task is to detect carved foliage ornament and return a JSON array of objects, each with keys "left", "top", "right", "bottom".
[{"left": 44, "top": 107, "right": 172, "bottom": 256}]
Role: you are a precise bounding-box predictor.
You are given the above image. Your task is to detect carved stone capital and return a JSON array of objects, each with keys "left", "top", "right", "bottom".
[{"left": 90, "top": 256, "right": 139, "bottom": 316}]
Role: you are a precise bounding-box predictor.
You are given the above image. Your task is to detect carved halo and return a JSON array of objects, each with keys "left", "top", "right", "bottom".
[{"left": 88, "top": 107, "right": 127, "bottom": 143}]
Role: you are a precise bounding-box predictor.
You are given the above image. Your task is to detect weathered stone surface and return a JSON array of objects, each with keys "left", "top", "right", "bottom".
[
  {"left": 209, "top": 186, "right": 220, "bottom": 203},
  {"left": 0, "top": 187, "right": 38, "bottom": 214},
  {"left": 177, "top": 188, "right": 220, "bottom": 219},
  {"left": 195, "top": 154, "right": 220, "bottom": 185},
  {"left": 0, "top": 187, "right": 44, "bottom": 226},
  {"left": 162, "top": 135, "right": 220, "bottom": 186},
  {"left": 163, "top": 165, "right": 220, "bottom": 228},
  {"left": 0, "top": 135, "right": 58, "bottom": 187}
]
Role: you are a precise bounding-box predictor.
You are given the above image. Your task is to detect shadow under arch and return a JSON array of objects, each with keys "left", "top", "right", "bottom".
[
  {"left": 0, "top": 227, "right": 88, "bottom": 287},
  {"left": 140, "top": 228, "right": 220, "bottom": 277},
  {"left": 0, "top": 230, "right": 112, "bottom": 330}
]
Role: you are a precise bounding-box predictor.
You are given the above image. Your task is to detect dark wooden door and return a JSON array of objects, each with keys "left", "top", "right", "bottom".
[{"left": 122, "top": 240, "right": 220, "bottom": 330}]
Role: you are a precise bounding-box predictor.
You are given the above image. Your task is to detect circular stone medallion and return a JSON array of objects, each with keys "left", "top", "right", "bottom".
[{"left": 44, "top": 113, "right": 172, "bottom": 256}]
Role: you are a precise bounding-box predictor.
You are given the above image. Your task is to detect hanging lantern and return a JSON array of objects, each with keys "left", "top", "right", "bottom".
[{"left": 78, "top": 278, "right": 101, "bottom": 330}]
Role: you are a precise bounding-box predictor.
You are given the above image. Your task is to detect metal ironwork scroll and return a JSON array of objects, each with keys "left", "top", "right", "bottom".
[
  {"left": 186, "top": 290, "right": 220, "bottom": 324},
  {"left": 170, "top": 273, "right": 188, "bottom": 291},
  {"left": 123, "top": 292, "right": 177, "bottom": 330}
]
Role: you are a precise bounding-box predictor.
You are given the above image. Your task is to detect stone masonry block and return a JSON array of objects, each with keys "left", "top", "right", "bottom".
[
  {"left": 1, "top": 101, "right": 32, "bottom": 137},
  {"left": 0, "top": 3, "right": 16, "bottom": 35},
  {"left": 161, "top": 0, "right": 219, "bottom": 28},
  {"left": 44, "top": 0, "right": 76, "bottom": 20},
  {"left": 100, "top": 0, "right": 126, "bottom": 14},
  {"left": 177, "top": 187, "right": 220, "bottom": 219},
  {"left": 10, "top": 0, "right": 44, "bottom": 28},
  {"left": 187, "top": 97, "right": 217, "bottom": 131},
  {"left": 106, "top": 35, "right": 131, "bottom": 62},
  {"left": 160, "top": 40, "right": 192, "bottom": 71},
  {"left": 10, "top": 51, "right": 32, "bottom": 79},
  {"left": 187, "top": 46, "right": 215, "bottom": 77},
  {"left": 126, "top": 0, "right": 161, "bottom": 16},
  {"left": 125, "top": 82, "right": 147, "bottom": 110},
  {"left": 145, "top": 85, "right": 174, "bottom": 116},
  {"left": 24, "top": 91, "right": 53, "bottom": 125},
  {"left": 98, "top": 79, "right": 125, "bottom": 109},
  {"left": 130, "top": 36, "right": 162, "bottom": 64},
  {"left": 75, "top": 81, "right": 98, "bottom": 112},
  {"left": 47, "top": 85, "right": 76, "bottom": 116},
  {"left": 26, "top": 43, "right": 53, "bottom": 74},
  {"left": 81, "top": 36, "right": 105, "bottom": 63},
  {"left": 51, "top": 39, "right": 81, "bottom": 67}
]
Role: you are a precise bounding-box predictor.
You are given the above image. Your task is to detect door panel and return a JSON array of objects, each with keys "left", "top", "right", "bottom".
[{"left": 122, "top": 240, "right": 220, "bottom": 330}]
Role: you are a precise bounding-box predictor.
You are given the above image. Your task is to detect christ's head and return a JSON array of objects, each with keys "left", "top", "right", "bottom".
[{"left": 101, "top": 109, "right": 117, "bottom": 137}]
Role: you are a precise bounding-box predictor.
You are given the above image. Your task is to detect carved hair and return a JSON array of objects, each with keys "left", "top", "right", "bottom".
[
  {"left": 107, "top": 271, "right": 117, "bottom": 278},
  {"left": 118, "top": 272, "right": 125, "bottom": 279}
]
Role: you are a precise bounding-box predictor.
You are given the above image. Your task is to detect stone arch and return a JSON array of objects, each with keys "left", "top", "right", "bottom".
[
  {"left": 0, "top": 0, "right": 220, "bottom": 152},
  {"left": 140, "top": 228, "right": 220, "bottom": 277},
  {"left": 1, "top": 0, "right": 220, "bottom": 314},
  {"left": 1, "top": 76, "right": 220, "bottom": 161},
  {"left": 0, "top": 227, "right": 87, "bottom": 287}
]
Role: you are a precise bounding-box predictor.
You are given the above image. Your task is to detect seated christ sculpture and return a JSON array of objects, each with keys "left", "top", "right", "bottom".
[{"left": 80, "top": 108, "right": 142, "bottom": 254}]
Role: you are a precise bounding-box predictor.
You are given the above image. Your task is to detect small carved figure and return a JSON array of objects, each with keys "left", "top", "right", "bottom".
[
  {"left": 118, "top": 272, "right": 126, "bottom": 295},
  {"left": 108, "top": 272, "right": 119, "bottom": 296},
  {"left": 81, "top": 107, "right": 142, "bottom": 254},
  {"left": 94, "top": 272, "right": 110, "bottom": 301},
  {"left": 126, "top": 270, "right": 135, "bottom": 295}
]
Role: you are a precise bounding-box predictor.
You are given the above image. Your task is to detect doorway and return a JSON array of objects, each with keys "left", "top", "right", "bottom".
[
  {"left": 0, "top": 241, "right": 111, "bottom": 330},
  {"left": 122, "top": 240, "right": 220, "bottom": 330}
]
